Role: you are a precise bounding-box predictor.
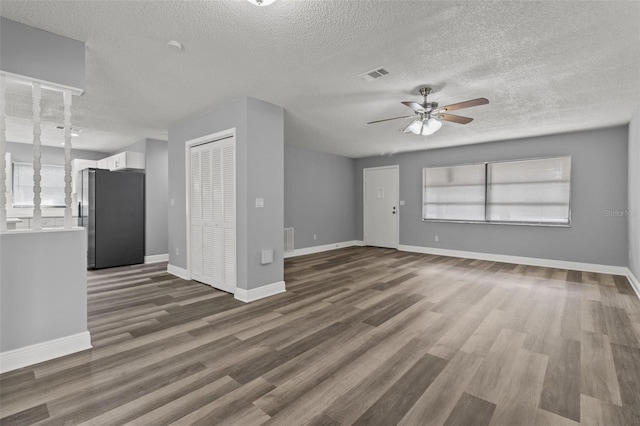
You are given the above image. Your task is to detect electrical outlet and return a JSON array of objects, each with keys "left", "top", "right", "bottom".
[
  {"left": 313, "top": 234, "right": 317, "bottom": 240},
  {"left": 175, "top": 247, "right": 180, "bottom": 256},
  {"left": 435, "top": 235, "right": 439, "bottom": 242},
  {"left": 170, "top": 198, "right": 175, "bottom": 206}
]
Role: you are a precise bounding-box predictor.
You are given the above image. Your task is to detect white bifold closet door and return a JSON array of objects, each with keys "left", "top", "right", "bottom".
[{"left": 190, "top": 138, "right": 236, "bottom": 293}]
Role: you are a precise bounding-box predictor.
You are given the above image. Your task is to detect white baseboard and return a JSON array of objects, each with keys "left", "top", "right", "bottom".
[
  {"left": 398, "top": 244, "right": 629, "bottom": 276},
  {"left": 145, "top": 253, "right": 169, "bottom": 264},
  {"left": 627, "top": 269, "right": 640, "bottom": 299},
  {"left": 167, "top": 264, "right": 189, "bottom": 280},
  {"left": 0, "top": 331, "right": 92, "bottom": 374},
  {"left": 284, "top": 240, "right": 365, "bottom": 259},
  {"left": 235, "top": 281, "right": 286, "bottom": 303}
]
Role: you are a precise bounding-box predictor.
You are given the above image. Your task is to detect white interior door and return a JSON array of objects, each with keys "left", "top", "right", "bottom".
[
  {"left": 364, "top": 166, "right": 399, "bottom": 248},
  {"left": 189, "top": 137, "right": 236, "bottom": 293}
]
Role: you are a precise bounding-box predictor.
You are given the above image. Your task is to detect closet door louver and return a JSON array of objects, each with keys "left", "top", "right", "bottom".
[
  {"left": 200, "top": 150, "right": 213, "bottom": 281},
  {"left": 211, "top": 147, "right": 224, "bottom": 286},
  {"left": 189, "top": 137, "right": 236, "bottom": 293},
  {"left": 222, "top": 144, "right": 236, "bottom": 288},
  {"left": 223, "top": 144, "right": 235, "bottom": 223},
  {"left": 190, "top": 150, "right": 203, "bottom": 278}
]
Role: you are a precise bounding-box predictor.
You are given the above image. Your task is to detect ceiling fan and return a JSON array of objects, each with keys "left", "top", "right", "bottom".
[{"left": 368, "top": 87, "right": 489, "bottom": 135}]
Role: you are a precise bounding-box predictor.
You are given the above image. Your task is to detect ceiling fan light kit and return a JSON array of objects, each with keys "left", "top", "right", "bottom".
[
  {"left": 368, "top": 87, "right": 489, "bottom": 137},
  {"left": 166, "top": 40, "right": 183, "bottom": 52},
  {"left": 247, "top": 0, "right": 276, "bottom": 6},
  {"left": 406, "top": 117, "right": 442, "bottom": 135}
]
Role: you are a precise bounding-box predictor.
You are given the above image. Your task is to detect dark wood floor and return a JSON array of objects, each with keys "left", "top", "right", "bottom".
[{"left": 1, "top": 247, "right": 640, "bottom": 425}]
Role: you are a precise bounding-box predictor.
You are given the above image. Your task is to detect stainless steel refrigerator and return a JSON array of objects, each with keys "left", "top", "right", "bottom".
[{"left": 78, "top": 168, "right": 145, "bottom": 269}]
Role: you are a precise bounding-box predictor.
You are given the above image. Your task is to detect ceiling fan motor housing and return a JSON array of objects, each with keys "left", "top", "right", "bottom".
[{"left": 366, "top": 85, "right": 488, "bottom": 130}]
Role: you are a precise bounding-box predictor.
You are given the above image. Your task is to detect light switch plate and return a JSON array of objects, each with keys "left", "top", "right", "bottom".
[
  {"left": 400, "top": 200, "right": 405, "bottom": 206},
  {"left": 256, "top": 198, "right": 264, "bottom": 208}
]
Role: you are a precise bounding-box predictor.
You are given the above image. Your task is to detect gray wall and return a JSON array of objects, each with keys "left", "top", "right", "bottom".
[
  {"left": 629, "top": 106, "right": 640, "bottom": 278},
  {"left": 355, "top": 126, "right": 629, "bottom": 267},
  {"left": 118, "top": 138, "right": 146, "bottom": 154},
  {"left": 6, "top": 141, "right": 105, "bottom": 164},
  {"left": 168, "top": 96, "right": 284, "bottom": 290},
  {"left": 116, "top": 138, "right": 169, "bottom": 257},
  {"left": 246, "top": 98, "right": 284, "bottom": 288},
  {"left": 145, "top": 139, "right": 169, "bottom": 257},
  {"left": 0, "top": 17, "right": 85, "bottom": 91},
  {"left": 0, "top": 229, "right": 87, "bottom": 352},
  {"left": 284, "top": 144, "right": 357, "bottom": 249},
  {"left": 169, "top": 97, "right": 248, "bottom": 287}
]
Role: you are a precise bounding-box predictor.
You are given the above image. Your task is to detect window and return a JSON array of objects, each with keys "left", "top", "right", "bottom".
[
  {"left": 423, "top": 164, "right": 486, "bottom": 221},
  {"left": 487, "top": 157, "right": 571, "bottom": 225},
  {"left": 423, "top": 156, "right": 571, "bottom": 226},
  {"left": 12, "top": 162, "right": 66, "bottom": 208}
]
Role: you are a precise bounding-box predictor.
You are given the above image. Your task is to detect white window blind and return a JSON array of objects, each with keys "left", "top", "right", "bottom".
[
  {"left": 422, "top": 156, "right": 571, "bottom": 226},
  {"left": 13, "top": 162, "right": 65, "bottom": 208},
  {"left": 423, "top": 164, "right": 486, "bottom": 221},
  {"left": 487, "top": 156, "right": 571, "bottom": 225}
]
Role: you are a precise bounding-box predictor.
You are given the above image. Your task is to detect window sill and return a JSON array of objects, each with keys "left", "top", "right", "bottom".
[{"left": 422, "top": 218, "right": 571, "bottom": 228}]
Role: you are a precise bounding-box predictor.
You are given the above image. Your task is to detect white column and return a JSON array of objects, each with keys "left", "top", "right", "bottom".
[
  {"left": 0, "top": 75, "right": 6, "bottom": 232},
  {"left": 63, "top": 91, "right": 73, "bottom": 228},
  {"left": 32, "top": 82, "right": 42, "bottom": 230}
]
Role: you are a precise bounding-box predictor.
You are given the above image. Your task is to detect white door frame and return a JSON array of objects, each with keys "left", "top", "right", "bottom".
[
  {"left": 184, "top": 127, "right": 236, "bottom": 284},
  {"left": 363, "top": 165, "right": 399, "bottom": 249}
]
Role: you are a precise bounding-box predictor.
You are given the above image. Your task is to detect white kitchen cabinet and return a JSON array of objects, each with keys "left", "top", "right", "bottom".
[
  {"left": 110, "top": 152, "right": 125, "bottom": 170},
  {"left": 14, "top": 218, "right": 29, "bottom": 229},
  {"left": 109, "top": 152, "right": 127, "bottom": 170},
  {"left": 7, "top": 216, "right": 75, "bottom": 229},
  {"left": 40, "top": 218, "right": 57, "bottom": 228},
  {"left": 110, "top": 151, "right": 145, "bottom": 171},
  {"left": 97, "top": 158, "right": 109, "bottom": 169},
  {"left": 72, "top": 158, "right": 97, "bottom": 172},
  {"left": 94, "top": 152, "right": 145, "bottom": 172}
]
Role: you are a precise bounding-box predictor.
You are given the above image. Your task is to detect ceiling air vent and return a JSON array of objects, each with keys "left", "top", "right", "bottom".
[
  {"left": 358, "top": 67, "right": 389, "bottom": 82},
  {"left": 55, "top": 125, "right": 81, "bottom": 132},
  {"left": 55, "top": 125, "right": 82, "bottom": 137}
]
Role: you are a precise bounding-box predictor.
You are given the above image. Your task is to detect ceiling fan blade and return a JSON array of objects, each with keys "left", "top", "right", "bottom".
[
  {"left": 437, "top": 97, "right": 489, "bottom": 112},
  {"left": 401, "top": 101, "right": 426, "bottom": 113},
  {"left": 437, "top": 113, "right": 474, "bottom": 124},
  {"left": 367, "top": 115, "right": 414, "bottom": 124}
]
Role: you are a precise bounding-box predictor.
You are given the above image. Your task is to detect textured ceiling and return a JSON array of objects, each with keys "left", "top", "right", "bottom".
[{"left": 1, "top": 0, "right": 639, "bottom": 157}]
